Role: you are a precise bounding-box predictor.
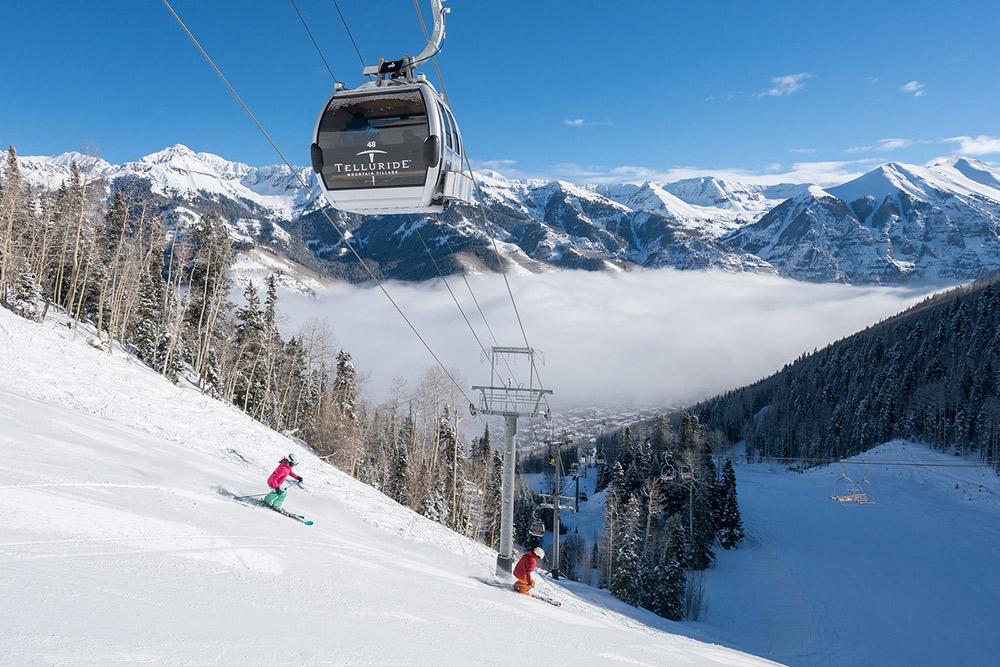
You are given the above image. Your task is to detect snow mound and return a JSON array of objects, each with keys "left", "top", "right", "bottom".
[{"left": 0, "top": 308, "right": 771, "bottom": 666}]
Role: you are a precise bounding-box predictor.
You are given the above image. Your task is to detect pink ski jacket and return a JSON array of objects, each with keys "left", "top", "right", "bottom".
[{"left": 267, "top": 462, "right": 302, "bottom": 489}]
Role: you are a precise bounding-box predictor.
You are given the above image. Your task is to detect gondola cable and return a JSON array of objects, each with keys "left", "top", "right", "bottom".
[
  {"left": 289, "top": 0, "right": 339, "bottom": 84},
  {"left": 410, "top": 0, "right": 546, "bottom": 391},
  {"left": 303, "top": 2, "right": 516, "bottom": 387},
  {"left": 325, "top": 2, "right": 520, "bottom": 387},
  {"left": 158, "top": 0, "right": 487, "bottom": 428},
  {"left": 330, "top": 0, "right": 367, "bottom": 70}
]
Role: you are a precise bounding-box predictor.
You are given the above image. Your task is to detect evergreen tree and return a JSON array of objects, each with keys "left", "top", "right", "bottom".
[
  {"left": 483, "top": 450, "right": 503, "bottom": 549},
  {"left": 420, "top": 477, "right": 449, "bottom": 524},
  {"left": 651, "top": 514, "right": 687, "bottom": 620},
  {"left": 333, "top": 350, "right": 358, "bottom": 423},
  {"left": 133, "top": 262, "right": 164, "bottom": 364},
  {"left": 609, "top": 494, "right": 642, "bottom": 606},
  {"left": 11, "top": 268, "right": 42, "bottom": 321},
  {"left": 717, "top": 459, "right": 744, "bottom": 550}
]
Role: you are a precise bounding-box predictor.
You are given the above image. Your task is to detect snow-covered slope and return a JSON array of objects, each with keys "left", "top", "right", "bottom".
[
  {"left": 699, "top": 442, "right": 1000, "bottom": 666},
  {"left": 527, "top": 439, "right": 1000, "bottom": 666},
  {"left": 0, "top": 309, "right": 771, "bottom": 666}
]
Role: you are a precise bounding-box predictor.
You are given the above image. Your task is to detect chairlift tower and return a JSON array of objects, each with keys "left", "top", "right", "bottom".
[{"left": 472, "top": 346, "right": 552, "bottom": 576}]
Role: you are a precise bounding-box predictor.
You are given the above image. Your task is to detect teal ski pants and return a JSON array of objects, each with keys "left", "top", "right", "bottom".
[{"left": 263, "top": 486, "right": 287, "bottom": 509}]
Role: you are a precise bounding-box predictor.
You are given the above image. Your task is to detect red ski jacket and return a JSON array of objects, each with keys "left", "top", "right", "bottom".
[
  {"left": 267, "top": 462, "right": 302, "bottom": 490},
  {"left": 513, "top": 551, "right": 539, "bottom": 582}
]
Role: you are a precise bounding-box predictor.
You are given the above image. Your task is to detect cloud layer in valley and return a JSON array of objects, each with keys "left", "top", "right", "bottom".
[{"left": 278, "top": 269, "right": 937, "bottom": 412}]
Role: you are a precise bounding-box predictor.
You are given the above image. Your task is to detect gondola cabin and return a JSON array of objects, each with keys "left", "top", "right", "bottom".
[{"left": 311, "top": 77, "right": 474, "bottom": 215}]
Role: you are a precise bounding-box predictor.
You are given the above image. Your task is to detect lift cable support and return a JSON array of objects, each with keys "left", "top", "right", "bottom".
[
  {"left": 159, "top": 0, "right": 486, "bottom": 430},
  {"left": 472, "top": 347, "right": 552, "bottom": 575},
  {"left": 541, "top": 435, "right": 575, "bottom": 579},
  {"left": 410, "top": 0, "right": 548, "bottom": 392}
]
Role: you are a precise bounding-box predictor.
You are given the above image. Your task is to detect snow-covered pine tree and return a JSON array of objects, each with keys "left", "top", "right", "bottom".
[
  {"left": 333, "top": 350, "right": 358, "bottom": 423},
  {"left": 133, "top": 261, "right": 164, "bottom": 365},
  {"left": 717, "top": 458, "right": 744, "bottom": 550},
  {"left": 11, "top": 267, "right": 42, "bottom": 321},
  {"left": 482, "top": 450, "right": 503, "bottom": 549},
  {"left": 420, "top": 476, "right": 450, "bottom": 525},
  {"left": 609, "top": 493, "right": 642, "bottom": 606},
  {"left": 651, "top": 514, "right": 687, "bottom": 620}
]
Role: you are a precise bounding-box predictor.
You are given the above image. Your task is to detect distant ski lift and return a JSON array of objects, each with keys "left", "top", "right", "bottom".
[
  {"left": 831, "top": 464, "right": 875, "bottom": 505},
  {"left": 680, "top": 465, "right": 693, "bottom": 481},
  {"left": 579, "top": 491, "right": 589, "bottom": 502},
  {"left": 662, "top": 464, "right": 676, "bottom": 482},
  {"left": 596, "top": 451, "right": 607, "bottom": 466},
  {"left": 529, "top": 517, "right": 545, "bottom": 538}
]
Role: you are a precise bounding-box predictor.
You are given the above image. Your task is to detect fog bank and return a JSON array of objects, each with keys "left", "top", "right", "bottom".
[{"left": 279, "top": 269, "right": 937, "bottom": 410}]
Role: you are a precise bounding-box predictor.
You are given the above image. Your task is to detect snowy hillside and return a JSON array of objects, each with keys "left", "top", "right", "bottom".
[
  {"left": 0, "top": 308, "right": 771, "bottom": 666},
  {"left": 526, "top": 442, "right": 1000, "bottom": 666},
  {"left": 699, "top": 443, "right": 1000, "bottom": 666}
]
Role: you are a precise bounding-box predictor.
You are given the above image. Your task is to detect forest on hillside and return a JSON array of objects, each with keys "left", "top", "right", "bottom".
[{"left": 696, "top": 276, "right": 1000, "bottom": 470}]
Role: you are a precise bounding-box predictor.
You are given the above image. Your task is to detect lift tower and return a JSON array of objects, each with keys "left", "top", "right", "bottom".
[{"left": 472, "top": 347, "right": 552, "bottom": 575}]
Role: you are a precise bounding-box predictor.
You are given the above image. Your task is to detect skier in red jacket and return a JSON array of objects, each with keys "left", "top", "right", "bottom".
[
  {"left": 263, "top": 454, "right": 303, "bottom": 510},
  {"left": 513, "top": 547, "right": 545, "bottom": 594}
]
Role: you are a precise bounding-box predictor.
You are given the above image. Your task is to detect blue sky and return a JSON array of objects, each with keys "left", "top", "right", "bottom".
[{"left": 2, "top": 0, "right": 998, "bottom": 184}]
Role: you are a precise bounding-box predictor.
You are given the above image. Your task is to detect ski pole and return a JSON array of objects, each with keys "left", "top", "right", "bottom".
[{"left": 235, "top": 493, "right": 269, "bottom": 500}]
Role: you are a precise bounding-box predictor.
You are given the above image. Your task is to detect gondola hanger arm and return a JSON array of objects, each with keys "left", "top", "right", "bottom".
[{"left": 363, "top": 0, "right": 448, "bottom": 80}]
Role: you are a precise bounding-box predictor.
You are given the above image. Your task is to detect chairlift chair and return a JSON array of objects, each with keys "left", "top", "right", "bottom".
[
  {"left": 528, "top": 518, "right": 545, "bottom": 538},
  {"left": 680, "top": 465, "right": 693, "bottom": 481},
  {"left": 662, "top": 464, "right": 676, "bottom": 482},
  {"left": 596, "top": 451, "right": 607, "bottom": 466}
]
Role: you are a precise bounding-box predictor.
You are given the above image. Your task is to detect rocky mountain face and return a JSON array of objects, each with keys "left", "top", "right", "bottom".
[
  {"left": 11, "top": 145, "right": 1000, "bottom": 285},
  {"left": 725, "top": 159, "right": 1000, "bottom": 284}
]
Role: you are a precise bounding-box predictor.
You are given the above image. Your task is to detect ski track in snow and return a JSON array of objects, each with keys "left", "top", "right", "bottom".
[{"left": 0, "top": 309, "right": 772, "bottom": 666}]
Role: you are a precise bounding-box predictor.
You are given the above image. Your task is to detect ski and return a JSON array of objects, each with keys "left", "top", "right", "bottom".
[
  {"left": 232, "top": 496, "right": 313, "bottom": 525},
  {"left": 271, "top": 506, "right": 314, "bottom": 526},
  {"left": 477, "top": 577, "right": 561, "bottom": 606},
  {"left": 529, "top": 592, "right": 562, "bottom": 607}
]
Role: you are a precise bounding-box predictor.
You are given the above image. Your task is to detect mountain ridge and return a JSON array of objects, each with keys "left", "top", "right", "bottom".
[{"left": 9, "top": 145, "right": 1000, "bottom": 285}]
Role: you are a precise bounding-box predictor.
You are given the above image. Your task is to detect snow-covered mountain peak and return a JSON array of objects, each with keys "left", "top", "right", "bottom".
[{"left": 663, "top": 176, "right": 768, "bottom": 209}]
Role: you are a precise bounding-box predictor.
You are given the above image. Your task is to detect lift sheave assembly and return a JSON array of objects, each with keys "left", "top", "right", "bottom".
[{"left": 310, "top": 0, "right": 474, "bottom": 214}]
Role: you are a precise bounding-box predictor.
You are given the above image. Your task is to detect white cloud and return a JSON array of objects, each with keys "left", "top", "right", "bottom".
[
  {"left": 474, "top": 159, "right": 518, "bottom": 169},
  {"left": 900, "top": 80, "right": 927, "bottom": 97},
  {"left": 864, "top": 76, "right": 880, "bottom": 83},
  {"left": 547, "top": 158, "right": 879, "bottom": 187},
  {"left": 946, "top": 135, "right": 1000, "bottom": 156},
  {"left": 563, "top": 119, "right": 613, "bottom": 127},
  {"left": 789, "top": 148, "right": 817, "bottom": 154},
  {"left": 845, "top": 137, "right": 913, "bottom": 153},
  {"left": 278, "top": 270, "right": 935, "bottom": 410},
  {"left": 765, "top": 162, "right": 782, "bottom": 172},
  {"left": 757, "top": 73, "right": 814, "bottom": 97}
]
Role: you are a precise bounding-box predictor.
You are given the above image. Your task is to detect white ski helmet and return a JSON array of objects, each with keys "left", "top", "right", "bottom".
[
  {"left": 533, "top": 546, "right": 545, "bottom": 558},
  {"left": 288, "top": 453, "right": 300, "bottom": 466}
]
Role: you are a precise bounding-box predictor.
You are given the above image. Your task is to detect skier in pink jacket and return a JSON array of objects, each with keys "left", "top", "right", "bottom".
[{"left": 263, "top": 453, "right": 304, "bottom": 510}]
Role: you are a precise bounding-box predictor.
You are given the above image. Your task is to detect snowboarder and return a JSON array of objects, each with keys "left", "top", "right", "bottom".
[
  {"left": 512, "top": 546, "right": 545, "bottom": 594},
  {"left": 263, "top": 453, "right": 304, "bottom": 510}
]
